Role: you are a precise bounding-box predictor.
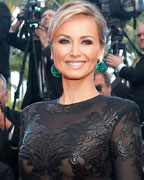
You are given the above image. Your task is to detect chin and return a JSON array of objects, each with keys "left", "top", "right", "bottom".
[{"left": 63, "top": 73, "right": 88, "bottom": 81}]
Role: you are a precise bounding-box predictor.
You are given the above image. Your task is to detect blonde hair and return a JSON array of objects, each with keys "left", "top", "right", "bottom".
[{"left": 48, "top": 0, "right": 106, "bottom": 46}]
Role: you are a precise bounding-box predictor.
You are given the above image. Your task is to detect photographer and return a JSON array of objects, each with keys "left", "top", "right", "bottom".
[
  {"left": 106, "top": 22, "right": 144, "bottom": 123},
  {"left": 7, "top": 6, "right": 62, "bottom": 109},
  {"left": 0, "top": 74, "right": 21, "bottom": 180}
]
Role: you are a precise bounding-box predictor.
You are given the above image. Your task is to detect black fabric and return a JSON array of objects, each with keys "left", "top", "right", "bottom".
[
  {"left": 19, "top": 95, "right": 143, "bottom": 179},
  {"left": 0, "top": 2, "right": 11, "bottom": 40},
  {"left": 0, "top": 2, "right": 11, "bottom": 81},
  {"left": 119, "top": 55, "right": 144, "bottom": 122},
  {"left": 0, "top": 107, "right": 21, "bottom": 180},
  {"left": 6, "top": 32, "right": 63, "bottom": 109},
  {"left": 111, "top": 77, "right": 135, "bottom": 101},
  {"left": 119, "top": 55, "right": 144, "bottom": 101},
  {"left": 5, "top": 107, "right": 21, "bottom": 147},
  {"left": 0, "top": 161, "right": 15, "bottom": 180}
]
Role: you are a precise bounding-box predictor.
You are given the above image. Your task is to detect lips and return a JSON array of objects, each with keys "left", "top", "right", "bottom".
[{"left": 66, "top": 61, "right": 86, "bottom": 69}]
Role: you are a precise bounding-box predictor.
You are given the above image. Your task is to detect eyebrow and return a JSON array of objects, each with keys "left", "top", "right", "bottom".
[
  {"left": 56, "top": 34, "right": 70, "bottom": 38},
  {"left": 56, "top": 34, "right": 95, "bottom": 39}
]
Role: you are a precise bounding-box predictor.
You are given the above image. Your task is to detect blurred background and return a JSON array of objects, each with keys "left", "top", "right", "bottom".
[{"left": 1, "top": 0, "right": 144, "bottom": 110}]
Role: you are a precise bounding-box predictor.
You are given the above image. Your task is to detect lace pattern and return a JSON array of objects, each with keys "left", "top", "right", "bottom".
[{"left": 19, "top": 96, "right": 143, "bottom": 180}]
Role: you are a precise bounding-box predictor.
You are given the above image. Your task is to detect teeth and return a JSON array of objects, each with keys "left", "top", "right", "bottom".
[
  {"left": 66, "top": 62, "right": 85, "bottom": 69},
  {"left": 68, "top": 62, "right": 84, "bottom": 64}
]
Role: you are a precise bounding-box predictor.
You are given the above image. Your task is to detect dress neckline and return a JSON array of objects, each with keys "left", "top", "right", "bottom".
[{"left": 56, "top": 94, "right": 102, "bottom": 107}]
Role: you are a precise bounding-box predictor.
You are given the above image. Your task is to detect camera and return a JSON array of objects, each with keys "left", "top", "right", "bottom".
[
  {"left": 89, "top": 0, "right": 144, "bottom": 56},
  {"left": 89, "top": 0, "right": 144, "bottom": 27},
  {"left": 17, "top": 0, "right": 48, "bottom": 33},
  {"left": 24, "top": 0, "right": 41, "bottom": 25},
  {"left": 17, "top": 0, "right": 42, "bottom": 25},
  {"left": 17, "top": 0, "right": 49, "bottom": 38}
]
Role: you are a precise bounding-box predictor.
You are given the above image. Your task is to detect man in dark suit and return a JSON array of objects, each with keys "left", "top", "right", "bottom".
[
  {"left": 0, "top": 2, "right": 11, "bottom": 82},
  {"left": 93, "top": 69, "right": 135, "bottom": 101},
  {"left": 0, "top": 74, "right": 20, "bottom": 179},
  {"left": 106, "top": 22, "right": 144, "bottom": 123}
]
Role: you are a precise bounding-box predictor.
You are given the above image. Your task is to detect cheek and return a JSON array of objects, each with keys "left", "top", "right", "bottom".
[
  {"left": 41, "top": 19, "right": 44, "bottom": 24},
  {"left": 52, "top": 47, "right": 61, "bottom": 62},
  {"left": 84, "top": 48, "right": 99, "bottom": 63},
  {"left": 85, "top": 45, "right": 101, "bottom": 57},
  {"left": 52, "top": 45, "right": 70, "bottom": 60}
]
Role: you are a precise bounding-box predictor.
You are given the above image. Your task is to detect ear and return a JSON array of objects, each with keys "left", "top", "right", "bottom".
[{"left": 98, "top": 47, "right": 104, "bottom": 61}]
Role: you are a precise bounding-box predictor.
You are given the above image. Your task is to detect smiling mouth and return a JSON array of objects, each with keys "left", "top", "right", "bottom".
[{"left": 66, "top": 61, "right": 86, "bottom": 69}]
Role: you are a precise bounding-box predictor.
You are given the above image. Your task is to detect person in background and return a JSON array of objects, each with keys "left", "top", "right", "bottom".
[
  {"left": 94, "top": 70, "right": 111, "bottom": 96},
  {"left": 111, "top": 76, "right": 135, "bottom": 101},
  {"left": 0, "top": 2, "right": 11, "bottom": 82},
  {"left": 7, "top": 8, "right": 62, "bottom": 109},
  {"left": 0, "top": 74, "right": 20, "bottom": 180},
  {"left": 106, "top": 22, "right": 144, "bottom": 123},
  {"left": 19, "top": 1, "right": 143, "bottom": 179},
  {"left": 94, "top": 69, "right": 135, "bottom": 101}
]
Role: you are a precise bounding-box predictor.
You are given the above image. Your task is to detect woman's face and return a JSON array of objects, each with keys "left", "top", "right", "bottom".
[{"left": 51, "top": 15, "right": 104, "bottom": 80}]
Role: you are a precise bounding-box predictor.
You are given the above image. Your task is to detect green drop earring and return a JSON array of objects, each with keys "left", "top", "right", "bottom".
[
  {"left": 51, "top": 64, "right": 62, "bottom": 78},
  {"left": 96, "top": 60, "right": 107, "bottom": 72}
]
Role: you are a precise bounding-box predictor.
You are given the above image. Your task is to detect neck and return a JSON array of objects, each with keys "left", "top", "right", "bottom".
[{"left": 59, "top": 77, "right": 99, "bottom": 105}]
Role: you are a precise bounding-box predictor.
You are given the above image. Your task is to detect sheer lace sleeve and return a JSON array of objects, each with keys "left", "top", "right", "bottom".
[
  {"left": 110, "top": 106, "right": 143, "bottom": 180},
  {"left": 19, "top": 104, "right": 36, "bottom": 147}
]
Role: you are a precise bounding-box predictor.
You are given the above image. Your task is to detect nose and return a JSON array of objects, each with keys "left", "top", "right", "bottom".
[
  {"left": 140, "top": 34, "right": 144, "bottom": 39},
  {"left": 70, "top": 42, "right": 81, "bottom": 57},
  {"left": 45, "top": 15, "right": 48, "bottom": 19}
]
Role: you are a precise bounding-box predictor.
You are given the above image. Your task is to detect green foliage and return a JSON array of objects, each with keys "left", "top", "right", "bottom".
[{"left": 10, "top": 48, "right": 29, "bottom": 80}]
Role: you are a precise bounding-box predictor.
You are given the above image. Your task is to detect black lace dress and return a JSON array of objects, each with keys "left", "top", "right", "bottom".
[{"left": 19, "top": 95, "right": 143, "bottom": 180}]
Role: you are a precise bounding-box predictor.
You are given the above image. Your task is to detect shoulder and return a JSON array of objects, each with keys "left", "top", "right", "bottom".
[
  {"left": 21, "top": 101, "right": 48, "bottom": 125},
  {"left": 102, "top": 96, "right": 140, "bottom": 121},
  {"left": 22, "top": 100, "right": 58, "bottom": 115},
  {"left": 21, "top": 100, "right": 59, "bottom": 126},
  {"left": 106, "top": 96, "right": 138, "bottom": 108}
]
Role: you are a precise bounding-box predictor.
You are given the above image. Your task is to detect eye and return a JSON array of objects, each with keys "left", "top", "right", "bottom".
[
  {"left": 82, "top": 39, "right": 93, "bottom": 45},
  {"left": 58, "top": 39, "right": 70, "bottom": 44}
]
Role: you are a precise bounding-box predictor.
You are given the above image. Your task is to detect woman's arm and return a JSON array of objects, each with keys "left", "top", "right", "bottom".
[{"left": 110, "top": 104, "right": 143, "bottom": 180}]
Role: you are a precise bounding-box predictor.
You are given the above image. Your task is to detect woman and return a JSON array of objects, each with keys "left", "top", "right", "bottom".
[{"left": 19, "top": 1, "right": 143, "bottom": 179}]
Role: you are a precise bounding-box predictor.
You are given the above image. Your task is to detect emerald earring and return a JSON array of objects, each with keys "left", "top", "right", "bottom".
[
  {"left": 96, "top": 61, "right": 107, "bottom": 72},
  {"left": 51, "top": 64, "right": 62, "bottom": 78}
]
